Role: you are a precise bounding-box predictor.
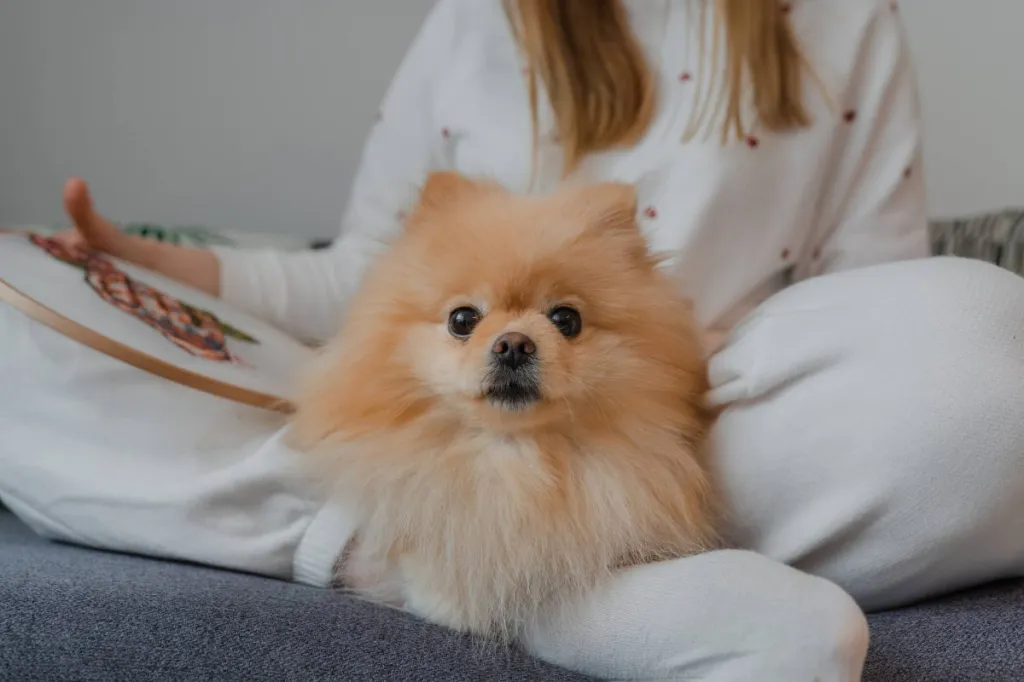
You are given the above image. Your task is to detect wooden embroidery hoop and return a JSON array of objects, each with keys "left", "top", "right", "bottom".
[{"left": 0, "top": 231, "right": 300, "bottom": 413}]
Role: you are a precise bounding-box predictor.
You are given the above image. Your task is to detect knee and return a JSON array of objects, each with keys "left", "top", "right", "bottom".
[
  {"left": 850, "top": 257, "right": 1024, "bottom": 398},
  {"left": 522, "top": 551, "right": 868, "bottom": 682},
  {"left": 695, "top": 554, "right": 870, "bottom": 682},
  {"left": 772, "top": 576, "right": 870, "bottom": 682},
  {"left": 908, "top": 258, "right": 1024, "bottom": 406},
  {"left": 923, "top": 255, "right": 1019, "bottom": 289},
  {"left": 726, "top": 569, "right": 868, "bottom": 682},
  {"left": 912, "top": 257, "right": 1024, "bottom": 334}
]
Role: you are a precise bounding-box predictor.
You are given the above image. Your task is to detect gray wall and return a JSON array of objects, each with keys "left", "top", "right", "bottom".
[
  {"left": 899, "top": 0, "right": 1024, "bottom": 218},
  {"left": 0, "top": 0, "right": 433, "bottom": 238},
  {"left": 0, "top": 1, "right": 1021, "bottom": 238}
]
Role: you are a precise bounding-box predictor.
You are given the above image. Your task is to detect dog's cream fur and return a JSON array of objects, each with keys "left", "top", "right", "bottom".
[{"left": 290, "top": 172, "right": 716, "bottom": 641}]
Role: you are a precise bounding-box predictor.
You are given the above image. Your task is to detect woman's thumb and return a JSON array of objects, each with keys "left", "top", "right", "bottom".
[{"left": 62, "top": 177, "right": 120, "bottom": 251}]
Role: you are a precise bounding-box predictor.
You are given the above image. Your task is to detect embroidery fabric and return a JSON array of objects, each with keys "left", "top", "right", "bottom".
[{"left": 28, "top": 234, "right": 258, "bottom": 363}]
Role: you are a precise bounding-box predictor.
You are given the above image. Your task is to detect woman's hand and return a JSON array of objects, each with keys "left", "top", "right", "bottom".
[
  {"left": 56, "top": 177, "right": 222, "bottom": 297},
  {"left": 701, "top": 329, "right": 728, "bottom": 356},
  {"left": 58, "top": 177, "right": 130, "bottom": 256}
]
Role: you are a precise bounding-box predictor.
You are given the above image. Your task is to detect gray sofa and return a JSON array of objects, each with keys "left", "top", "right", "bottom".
[
  {"left": 3, "top": 212, "right": 1024, "bottom": 681},
  {"left": 2, "top": 511, "right": 1024, "bottom": 681}
]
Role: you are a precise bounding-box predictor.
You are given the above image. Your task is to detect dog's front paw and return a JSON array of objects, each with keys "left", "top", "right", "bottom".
[
  {"left": 402, "top": 581, "right": 470, "bottom": 632},
  {"left": 399, "top": 559, "right": 486, "bottom": 635}
]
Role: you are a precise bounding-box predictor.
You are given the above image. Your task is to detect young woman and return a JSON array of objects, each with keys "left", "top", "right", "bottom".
[{"left": 4, "top": 0, "right": 1024, "bottom": 679}]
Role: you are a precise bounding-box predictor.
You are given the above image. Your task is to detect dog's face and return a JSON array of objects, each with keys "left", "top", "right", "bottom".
[
  {"left": 293, "top": 172, "right": 706, "bottom": 443},
  {"left": 290, "top": 173, "right": 715, "bottom": 639},
  {"left": 291, "top": 173, "right": 715, "bottom": 639}
]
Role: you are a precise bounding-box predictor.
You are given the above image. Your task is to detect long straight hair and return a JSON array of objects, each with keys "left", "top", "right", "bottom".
[{"left": 506, "top": 0, "right": 812, "bottom": 176}]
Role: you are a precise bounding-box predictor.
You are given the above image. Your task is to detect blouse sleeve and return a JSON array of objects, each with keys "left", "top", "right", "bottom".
[
  {"left": 213, "top": 0, "right": 460, "bottom": 343},
  {"left": 795, "top": 1, "right": 929, "bottom": 281}
]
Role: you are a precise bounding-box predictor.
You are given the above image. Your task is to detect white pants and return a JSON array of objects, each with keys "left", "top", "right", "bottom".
[{"left": 3, "top": 256, "right": 1024, "bottom": 681}]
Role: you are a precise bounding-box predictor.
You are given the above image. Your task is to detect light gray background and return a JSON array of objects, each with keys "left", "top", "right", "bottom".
[{"left": 0, "top": 1, "right": 1020, "bottom": 238}]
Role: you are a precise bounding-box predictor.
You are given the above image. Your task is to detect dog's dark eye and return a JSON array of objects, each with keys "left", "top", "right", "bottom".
[
  {"left": 549, "top": 307, "right": 582, "bottom": 339},
  {"left": 448, "top": 306, "right": 481, "bottom": 339}
]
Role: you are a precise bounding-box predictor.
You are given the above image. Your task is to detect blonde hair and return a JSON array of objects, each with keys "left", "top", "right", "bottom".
[{"left": 507, "top": 0, "right": 811, "bottom": 176}]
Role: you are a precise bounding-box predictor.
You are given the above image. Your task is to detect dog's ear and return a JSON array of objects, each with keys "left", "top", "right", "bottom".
[
  {"left": 579, "top": 182, "right": 639, "bottom": 234},
  {"left": 570, "top": 182, "right": 651, "bottom": 265},
  {"left": 417, "top": 171, "right": 483, "bottom": 211}
]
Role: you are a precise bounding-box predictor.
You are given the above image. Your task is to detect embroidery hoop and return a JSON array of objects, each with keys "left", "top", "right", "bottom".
[{"left": 0, "top": 231, "right": 312, "bottom": 413}]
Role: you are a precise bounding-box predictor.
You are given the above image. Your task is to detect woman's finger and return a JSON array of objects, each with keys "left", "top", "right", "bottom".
[{"left": 62, "top": 177, "right": 121, "bottom": 252}]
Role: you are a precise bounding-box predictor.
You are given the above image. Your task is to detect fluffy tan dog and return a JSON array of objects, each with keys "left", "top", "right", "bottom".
[{"left": 290, "top": 171, "right": 716, "bottom": 642}]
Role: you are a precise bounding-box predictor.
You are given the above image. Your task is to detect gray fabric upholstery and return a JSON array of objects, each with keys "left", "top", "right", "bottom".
[
  {"left": 0, "top": 512, "right": 591, "bottom": 682},
  {"left": 929, "top": 209, "right": 1024, "bottom": 276},
  {"left": 3, "top": 512, "right": 1023, "bottom": 681},
  {"left": 864, "top": 580, "right": 1024, "bottom": 681}
]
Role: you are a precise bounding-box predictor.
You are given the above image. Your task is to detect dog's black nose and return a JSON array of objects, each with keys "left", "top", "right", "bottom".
[{"left": 491, "top": 331, "right": 536, "bottom": 369}]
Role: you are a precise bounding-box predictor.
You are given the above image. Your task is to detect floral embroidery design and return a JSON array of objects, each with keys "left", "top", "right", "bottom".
[{"left": 29, "top": 234, "right": 257, "bottom": 363}]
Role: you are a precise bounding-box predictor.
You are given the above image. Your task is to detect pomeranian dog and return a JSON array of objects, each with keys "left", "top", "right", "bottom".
[{"left": 290, "top": 171, "right": 716, "bottom": 642}]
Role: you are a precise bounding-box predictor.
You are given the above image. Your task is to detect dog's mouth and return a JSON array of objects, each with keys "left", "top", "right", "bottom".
[{"left": 482, "top": 369, "right": 542, "bottom": 411}]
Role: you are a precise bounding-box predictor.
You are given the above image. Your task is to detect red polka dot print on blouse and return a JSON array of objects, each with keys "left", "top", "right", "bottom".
[
  {"left": 781, "top": 248, "right": 791, "bottom": 260},
  {"left": 843, "top": 109, "right": 857, "bottom": 123},
  {"left": 746, "top": 135, "right": 760, "bottom": 149},
  {"left": 679, "top": 71, "right": 692, "bottom": 82},
  {"left": 812, "top": 246, "right": 822, "bottom": 260},
  {"left": 903, "top": 165, "right": 913, "bottom": 179},
  {"left": 643, "top": 206, "right": 658, "bottom": 219},
  {"left": 441, "top": 127, "right": 451, "bottom": 139}
]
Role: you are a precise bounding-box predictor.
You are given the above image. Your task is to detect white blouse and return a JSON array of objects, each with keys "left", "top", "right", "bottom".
[{"left": 215, "top": 0, "right": 928, "bottom": 343}]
